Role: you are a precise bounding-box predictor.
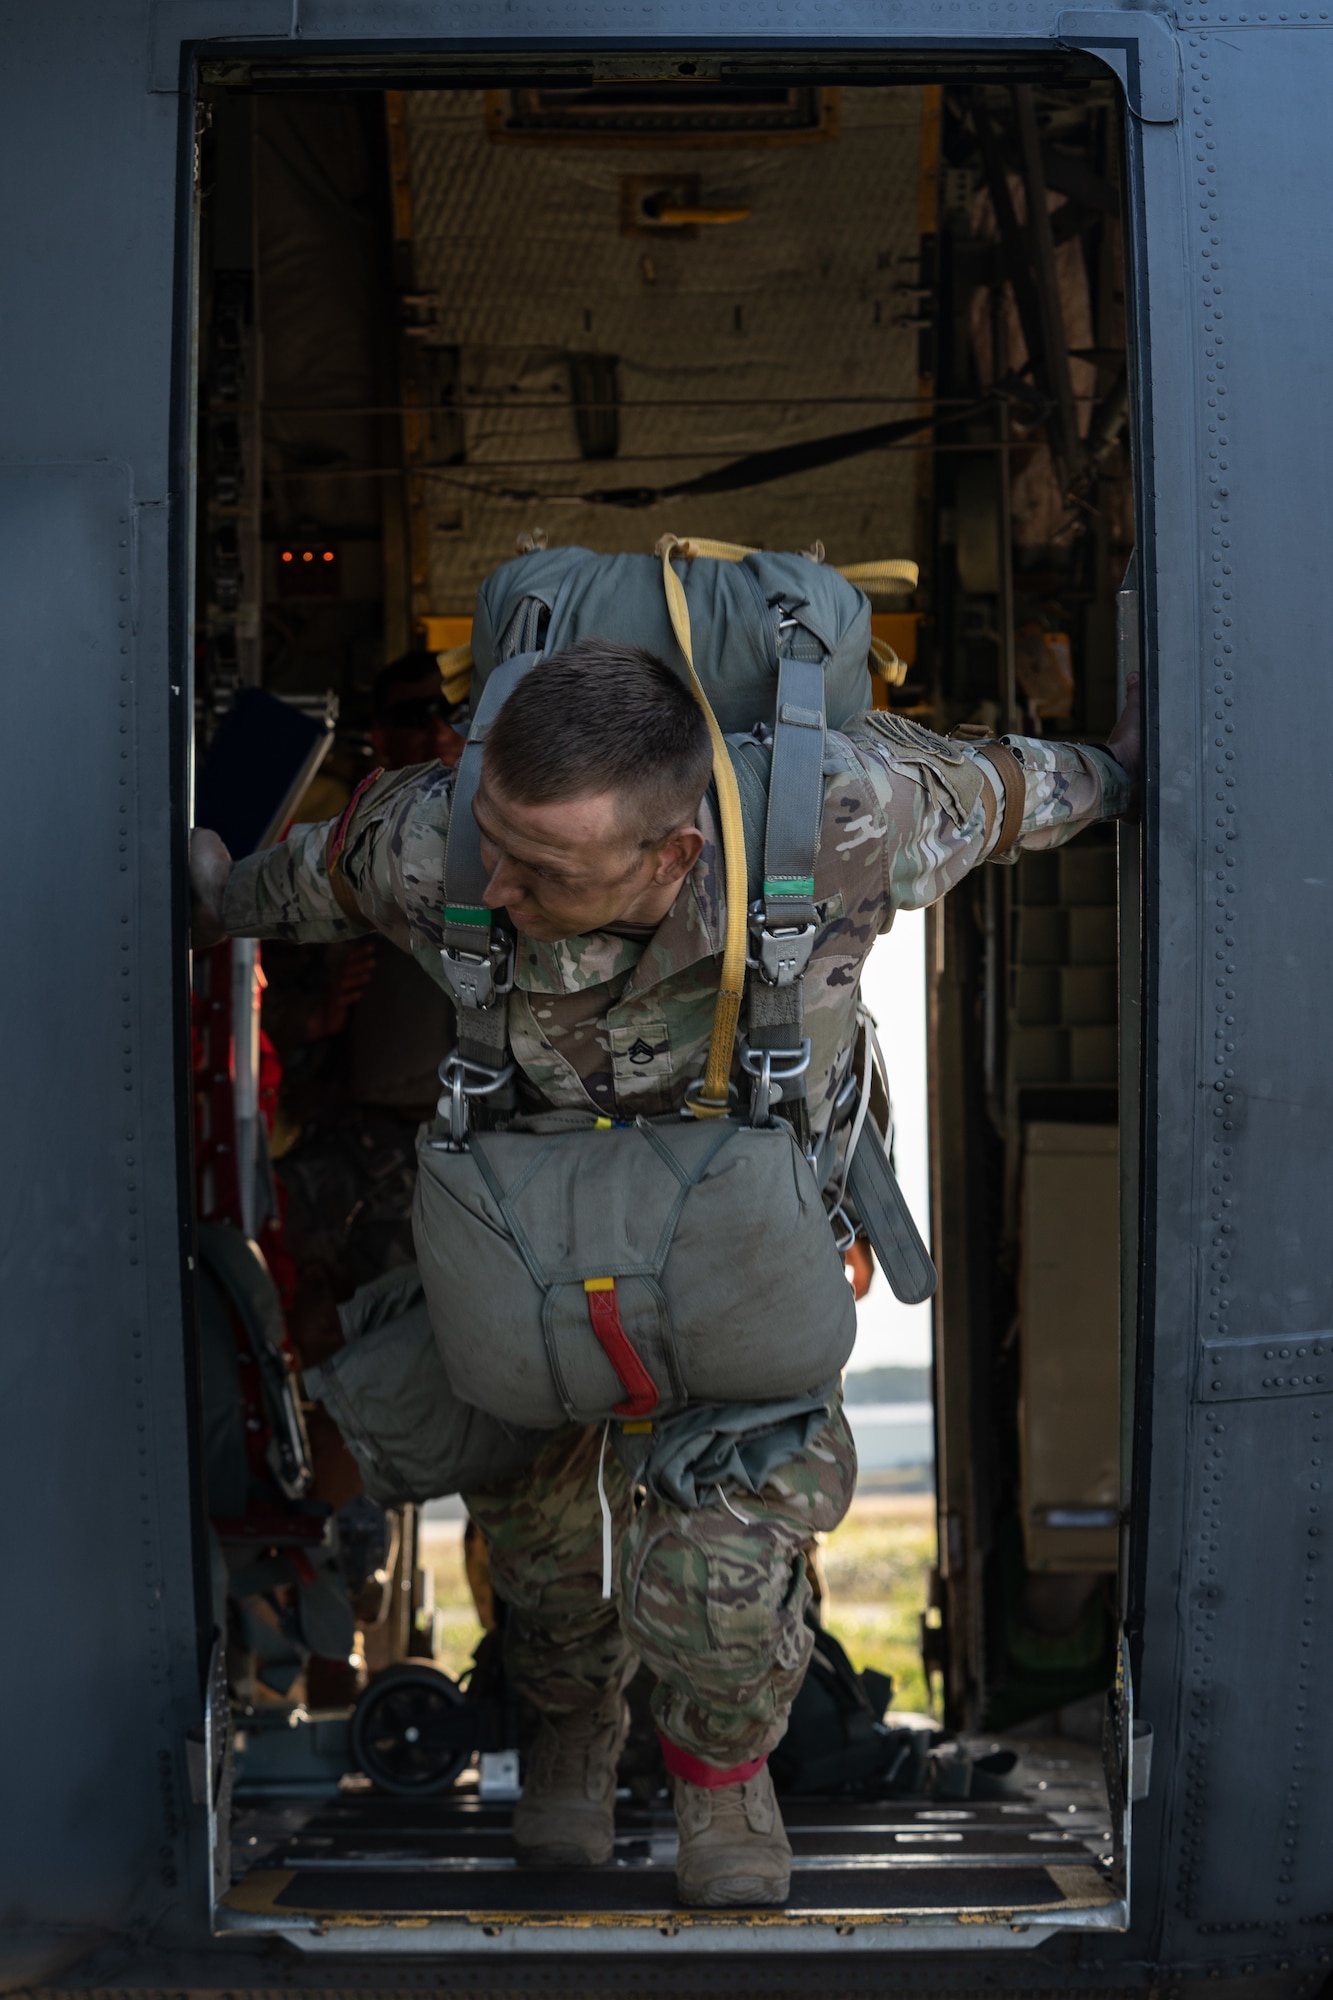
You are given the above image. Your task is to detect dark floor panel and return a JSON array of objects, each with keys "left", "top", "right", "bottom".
[
  {"left": 260, "top": 1787, "right": 1092, "bottom": 1864},
  {"left": 257, "top": 1863, "right": 1079, "bottom": 1916},
  {"left": 274, "top": 1828, "right": 1081, "bottom": 1867},
  {"left": 287, "top": 1792, "right": 1040, "bottom": 1822},
  {"left": 226, "top": 1736, "right": 1120, "bottom": 1931},
  {"left": 304, "top": 1798, "right": 515, "bottom": 1824},
  {"left": 269, "top": 1797, "right": 1055, "bottom": 1837}
]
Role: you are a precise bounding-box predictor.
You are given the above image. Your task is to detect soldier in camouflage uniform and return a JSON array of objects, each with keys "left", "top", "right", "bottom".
[{"left": 193, "top": 640, "right": 1137, "bottom": 1905}]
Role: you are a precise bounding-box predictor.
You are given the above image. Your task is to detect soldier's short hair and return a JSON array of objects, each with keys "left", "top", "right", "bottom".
[{"left": 485, "top": 638, "right": 713, "bottom": 846}]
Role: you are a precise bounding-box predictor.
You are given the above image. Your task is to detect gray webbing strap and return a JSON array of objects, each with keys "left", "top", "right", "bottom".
[
  {"left": 443, "top": 652, "right": 540, "bottom": 949},
  {"left": 747, "top": 977, "right": 803, "bottom": 1047},
  {"left": 761, "top": 656, "right": 826, "bottom": 933},
  {"left": 496, "top": 594, "right": 547, "bottom": 660},
  {"left": 745, "top": 656, "right": 826, "bottom": 1131},
  {"left": 450, "top": 987, "right": 511, "bottom": 1071},
  {"left": 722, "top": 738, "right": 770, "bottom": 892},
  {"left": 441, "top": 650, "right": 542, "bottom": 1067},
  {"left": 845, "top": 1122, "right": 937, "bottom": 1305}
]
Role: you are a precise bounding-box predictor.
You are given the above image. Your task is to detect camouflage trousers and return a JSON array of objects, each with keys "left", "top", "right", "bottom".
[{"left": 463, "top": 1406, "right": 857, "bottom": 1771}]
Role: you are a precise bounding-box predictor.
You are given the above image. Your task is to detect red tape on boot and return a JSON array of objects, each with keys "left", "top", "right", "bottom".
[{"left": 659, "top": 1736, "right": 769, "bottom": 1789}]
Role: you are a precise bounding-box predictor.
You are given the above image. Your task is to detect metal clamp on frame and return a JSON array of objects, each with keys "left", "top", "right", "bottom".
[{"left": 738, "top": 1035, "right": 812, "bottom": 1128}]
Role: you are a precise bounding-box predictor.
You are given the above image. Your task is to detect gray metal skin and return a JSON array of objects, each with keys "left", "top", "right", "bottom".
[{"left": 1, "top": 2, "right": 1327, "bottom": 1993}]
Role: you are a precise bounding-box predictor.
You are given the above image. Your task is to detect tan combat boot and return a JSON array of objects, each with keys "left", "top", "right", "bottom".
[
  {"left": 512, "top": 1699, "right": 629, "bottom": 1867},
  {"left": 671, "top": 1764, "right": 792, "bottom": 1906}
]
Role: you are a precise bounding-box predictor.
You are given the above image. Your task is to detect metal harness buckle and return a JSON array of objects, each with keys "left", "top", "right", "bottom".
[
  {"left": 747, "top": 920, "right": 817, "bottom": 988},
  {"left": 439, "top": 933, "right": 515, "bottom": 1012},
  {"left": 738, "top": 1036, "right": 812, "bottom": 1128},
  {"left": 681, "top": 1075, "right": 739, "bottom": 1119}
]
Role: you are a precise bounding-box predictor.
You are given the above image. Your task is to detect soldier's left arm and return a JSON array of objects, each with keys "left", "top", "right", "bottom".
[
  {"left": 837, "top": 711, "right": 1134, "bottom": 920},
  {"left": 214, "top": 760, "right": 452, "bottom": 952}
]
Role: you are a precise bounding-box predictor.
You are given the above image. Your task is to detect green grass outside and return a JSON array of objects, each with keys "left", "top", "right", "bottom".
[
  {"left": 422, "top": 1492, "right": 938, "bottom": 1718},
  {"left": 817, "top": 1495, "right": 937, "bottom": 1715}
]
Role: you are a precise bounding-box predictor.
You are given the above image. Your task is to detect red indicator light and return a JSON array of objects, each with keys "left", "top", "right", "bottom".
[
  {"left": 281, "top": 550, "right": 293, "bottom": 563},
  {"left": 323, "top": 550, "right": 334, "bottom": 562},
  {"left": 302, "top": 550, "right": 313, "bottom": 562}
]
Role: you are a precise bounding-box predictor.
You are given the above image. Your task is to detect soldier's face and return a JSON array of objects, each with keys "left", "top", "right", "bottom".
[{"left": 472, "top": 771, "right": 703, "bottom": 942}]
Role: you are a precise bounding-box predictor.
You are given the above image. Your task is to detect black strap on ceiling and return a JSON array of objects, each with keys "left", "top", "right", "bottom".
[{"left": 567, "top": 402, "right": 992, "bottom": 510}]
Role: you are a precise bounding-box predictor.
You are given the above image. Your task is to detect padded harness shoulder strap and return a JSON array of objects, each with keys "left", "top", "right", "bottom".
[
  {"left": 763, "top": 656, "right": 826, "bottom": 932},
  {"left": 438, "top": 651, "right": 543, "bottom": 1080},
  {"left": 743, "top": 652, "right": 828, "bottom": 1138}
]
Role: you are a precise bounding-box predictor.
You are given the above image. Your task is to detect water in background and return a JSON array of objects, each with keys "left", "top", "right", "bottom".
[{"left": 844, "top": 1400, "right": 933, "bottom": 1488}]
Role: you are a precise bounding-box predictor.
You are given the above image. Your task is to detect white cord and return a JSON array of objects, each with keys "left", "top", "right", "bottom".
[
  {"left": 597, "top": 1420, "right": 614, "bottom": 1599},
  {"left": 866, "top": 1011, "right": 896, "bottom": 1159},
  {"left": 834, "top": 1004, "right": 877, "bottom": 1211},
  {"left": 714, "top": 1483, "right": 753, "bottom": 1525}
]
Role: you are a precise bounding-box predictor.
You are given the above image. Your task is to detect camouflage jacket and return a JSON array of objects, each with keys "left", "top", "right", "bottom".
[{"left": 223, "top": 716, "right": 1130, "bottom": 1136}]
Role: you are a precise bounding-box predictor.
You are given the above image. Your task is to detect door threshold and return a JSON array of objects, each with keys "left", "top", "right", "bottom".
[{"left": 218, "top": 1893, "right": 1127, "bottom": 1954}]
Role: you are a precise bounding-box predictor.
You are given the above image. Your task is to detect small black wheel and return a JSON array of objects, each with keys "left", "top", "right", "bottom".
[{"left": 349, "top": 1662, "right": 474, "bottom": 1796}]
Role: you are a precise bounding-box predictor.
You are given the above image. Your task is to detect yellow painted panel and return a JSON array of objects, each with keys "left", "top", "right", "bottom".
[
  {"left": 223, "top": 1869, "right": 296, "bottom": 1916},
  {"left": 871, "top": 611, "right": 920, "bottom": 666},
  {"left": 418, "top": 615, "right": 473, "bottom": 651}
]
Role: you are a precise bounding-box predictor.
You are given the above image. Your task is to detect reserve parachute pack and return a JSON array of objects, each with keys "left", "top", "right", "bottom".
[{"left": 415, "top": 536, "right": 937, "bottom": 1433}]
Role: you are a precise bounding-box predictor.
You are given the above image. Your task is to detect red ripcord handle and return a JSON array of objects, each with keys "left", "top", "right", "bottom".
[{"left": 583, "top": 1278, "right": 660, "bottom": 1420}]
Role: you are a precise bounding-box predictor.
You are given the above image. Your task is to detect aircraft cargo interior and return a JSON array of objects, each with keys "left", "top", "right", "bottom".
[{"left": 190, "top": 59, "right": 1139, "bottom": 1940}]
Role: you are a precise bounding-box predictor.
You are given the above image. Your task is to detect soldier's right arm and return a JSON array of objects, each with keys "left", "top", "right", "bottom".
[
  {"left": 834, "top": 708, "right": 1134, "bottom": 926},
  {"left": 213, "top": 760, "right": 453, "bottom": 955}
]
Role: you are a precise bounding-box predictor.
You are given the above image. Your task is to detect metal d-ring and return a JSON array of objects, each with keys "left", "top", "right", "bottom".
[
  {"left": 737, "top": 1037, "right": 812, "bottom": 1128},
  {"left": 681, "top": 1075, "right": 739, "bottom": 1119},
  {"left": 435, "top": 1053, "right": 517, "bottom": 1147},
  {"left": 827, "top": 1200, "right": 857, "bottom": 1254}
]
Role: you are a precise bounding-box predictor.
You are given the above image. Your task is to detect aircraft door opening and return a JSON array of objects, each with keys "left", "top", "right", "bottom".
[{"left": 188, "top": 59, "right": 1140, "bottom": 1949}]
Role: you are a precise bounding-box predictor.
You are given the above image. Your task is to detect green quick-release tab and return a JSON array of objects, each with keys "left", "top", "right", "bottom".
[
  {"left": 763, "top": 877, "right": 816, "bottom": 901},
  {"left": 444, "top": 905, "right": 492, "bottom": 928}
]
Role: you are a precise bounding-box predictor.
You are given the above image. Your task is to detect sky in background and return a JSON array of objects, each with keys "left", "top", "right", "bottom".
[{"left": 847, "top": 907, "right": 932, "bottom": 1372}]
